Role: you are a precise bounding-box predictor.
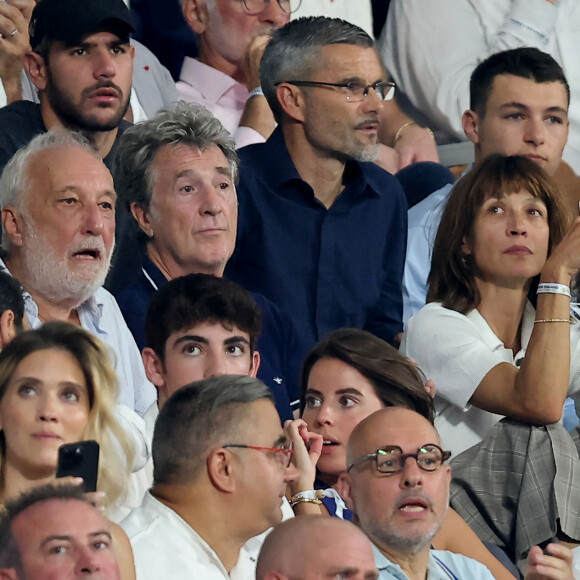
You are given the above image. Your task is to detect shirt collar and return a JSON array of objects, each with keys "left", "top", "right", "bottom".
[
  {"left": 142, "top": 254, "right": 170, "bottom": 291},
  {"left": 78, "top": 293, "right": 102, "bottom": 320},
  {"left": 180, "top": 57, "right": 248, "bottom": 105},
  {"left": 254, "top": 127, "right": 381, "bottom": 205},
  {"left": 467, "top": 300, "right": 535, "bottom": 359},
  {"left": 372, "top": 544, "right": 410, "bottom": 580}
]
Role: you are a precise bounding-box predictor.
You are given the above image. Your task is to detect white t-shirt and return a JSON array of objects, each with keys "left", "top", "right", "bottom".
[{"left": 401, "top": 301, "right": 580, "bottom": 455}]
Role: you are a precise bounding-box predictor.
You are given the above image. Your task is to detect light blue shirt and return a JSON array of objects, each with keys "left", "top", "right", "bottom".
[
  {"left": 403, "top": 182, "right": 454, "bottom": 323},
  {"left": 372, "top": 544, "right": 495, "bottom": 580},
  {"left": 31, "top": 287, "right": 156, "bottom": 416},
  {"left": 0, "top": 258, "right": 156, "bottom": 416}
]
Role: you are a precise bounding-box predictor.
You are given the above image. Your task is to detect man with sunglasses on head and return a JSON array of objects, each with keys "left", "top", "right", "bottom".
[
  {"left": 226, "top": 16, "right": 407, "bottom": 354},
  {"left": 177, "top": 0, "right": 294, "bottom": 147},
  {"left": 338, "top": 407, "right": 575, "bottom": 580},
  {"left": 121, "top": 375, "right": 300, "bottom": 580}
]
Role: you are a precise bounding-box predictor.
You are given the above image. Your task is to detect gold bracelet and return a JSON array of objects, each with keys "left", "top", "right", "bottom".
[
  {"left": 393, "top": 121, "right": 435, "bottom": 144},
  {"left": 290, "top": 497, "right": 322, "bottom": 507},
  {"left": 534, "top": 318, "right": 570, "bottom": 324}
]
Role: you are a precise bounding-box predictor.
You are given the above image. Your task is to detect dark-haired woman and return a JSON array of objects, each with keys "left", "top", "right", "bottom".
[
  {"left": 294, "top": 327, "right": 520, "bottom": 580},
  {"left": 402, "top": 154, "right": 580, "bottom": 455}
]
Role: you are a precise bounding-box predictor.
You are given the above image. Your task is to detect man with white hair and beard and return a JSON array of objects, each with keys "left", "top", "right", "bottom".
[
  {"left": 0, "top": 129, "right": 156, "bottom": 415},
  {"left": 338, "top": 407, "right": 575, "bottom": 580}
]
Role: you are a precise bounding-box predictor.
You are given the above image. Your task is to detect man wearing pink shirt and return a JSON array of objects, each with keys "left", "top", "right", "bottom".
[{"left": 176, "top": 0, "right": 293, "bottom": 148}]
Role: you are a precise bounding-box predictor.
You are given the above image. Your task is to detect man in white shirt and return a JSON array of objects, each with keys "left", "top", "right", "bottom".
[
  {"left": 121, "top": 375, "right": 298, "bottom": 580},
  {"left": 380, "top": 0, "right": 580, "bottom": 173}
]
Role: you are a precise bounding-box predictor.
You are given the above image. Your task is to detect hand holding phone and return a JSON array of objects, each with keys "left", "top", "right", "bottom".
[{"left": 56, "top": 440, "right": 99, "bottom": 493}]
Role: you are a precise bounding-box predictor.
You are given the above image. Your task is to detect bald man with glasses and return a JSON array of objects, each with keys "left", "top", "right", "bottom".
[{"left": 338, "top": 407, "right": 575, "bottom": 580}]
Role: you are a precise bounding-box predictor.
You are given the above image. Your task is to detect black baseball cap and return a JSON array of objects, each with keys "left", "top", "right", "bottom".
[{"left": 30, "top": 0, "right": 135, "bottom": 50}]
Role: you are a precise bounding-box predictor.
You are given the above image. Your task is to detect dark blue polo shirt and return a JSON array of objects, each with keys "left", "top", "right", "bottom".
[
  {"left": 114, "top": 255, "right": 303, "bottom": 422},
  {"left": 226, "top": 128, "right": 407, "bottom": 352}
]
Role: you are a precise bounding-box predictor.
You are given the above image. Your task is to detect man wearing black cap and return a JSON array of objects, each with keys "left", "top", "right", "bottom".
[{"left": 0, "top": 0, "right": 134, "bottom": 172}]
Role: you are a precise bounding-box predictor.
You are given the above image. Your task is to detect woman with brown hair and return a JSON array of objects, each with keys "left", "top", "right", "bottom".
[
  {"left": 293, "top": 327, "right": 522, "bottom": 579},
  {"left": 402, "top": 153, "right": 580, "bottom": 455}
]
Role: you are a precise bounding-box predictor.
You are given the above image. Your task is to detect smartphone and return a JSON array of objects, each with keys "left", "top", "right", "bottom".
[{"left": 56, "top": 440, "right": 99, "bottom": 492}]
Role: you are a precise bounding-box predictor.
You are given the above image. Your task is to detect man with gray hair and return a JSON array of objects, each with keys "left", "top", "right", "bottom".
[
  {"left": 108, "top": 101, "right": 239, "bottom": 300},
  {"left": 225, "top": 16, "right": 408, "bottom": 353},
  {"left": 121, "top": 374, "right": 298, "bottom": 579},
  {"left": 108, "top": 102, "right": 303, "bottom": 421},
  {"left": 0, "top": 129, "right": 156, "bottom": 414}
]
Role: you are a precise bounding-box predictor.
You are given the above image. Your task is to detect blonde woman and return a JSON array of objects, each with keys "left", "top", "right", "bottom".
[{"left": 0, "top": 321, "right": 138, "bottom": 579}]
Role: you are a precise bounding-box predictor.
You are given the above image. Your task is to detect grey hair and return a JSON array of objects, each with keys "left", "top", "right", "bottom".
[
  {"left": 0, "top": 129, "right": 101, "bottom": 248},
  {"left": 113, "top": 101, "right": 238, "bottom": 212},
  {"left": 260, "top": 16, "right": 374, "bottom": 123},
  {"left": 152, "top": 375, "right": 274, "bottom": 485}
]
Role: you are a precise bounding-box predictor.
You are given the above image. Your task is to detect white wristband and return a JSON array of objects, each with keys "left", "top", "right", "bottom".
[
  {"left": 248, "top": 86, "right": 264, "bottom": 98},
  {"left": 537, "top": 283, "right": 571, "bottom": 297}
]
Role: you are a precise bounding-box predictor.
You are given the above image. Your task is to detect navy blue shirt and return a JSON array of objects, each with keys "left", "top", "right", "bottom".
[
  {"left": 226, "top": 128, "right": 407, "bottom": 352},
  {"left": 114, "top": 254, "right": 303, "bottom": 421}
]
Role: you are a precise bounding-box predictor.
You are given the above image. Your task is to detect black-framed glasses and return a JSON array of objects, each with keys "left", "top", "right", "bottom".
[
  {"left": 242, "top": 0, "right": 302, "bottom": 15},
  {"left": 347, "top": 444, "right": 451, "bottom": 474},
  {"left": 275, "top": 80, "right": 396, "bottom": 102},
  {"left": 223, "top": 443, "right": 293, "bottom": 468}
]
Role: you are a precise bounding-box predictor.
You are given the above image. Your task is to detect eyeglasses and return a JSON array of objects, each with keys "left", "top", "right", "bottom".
[
  {"left": 346, "top": 444, "right": 451, "bottom": 474},
  {"left": 223, "top": 443, "right": 293, "bottom": 468},
  {"left": 276, "top": 80, "right": 396, "bottom": 102},
  {"left": 242, "top": 0, "right": 302, "bottom": 15}
]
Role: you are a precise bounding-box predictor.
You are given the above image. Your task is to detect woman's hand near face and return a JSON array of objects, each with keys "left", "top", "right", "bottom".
[
  {"left": 471, "top": 217, "right": 580, "bottom": 424},
  {"left": 284, "top": 419, "right": 324, "bottom": 515},
  {"left": 284, "top": 418, "right": 322, "bottom": 495},
  {"left": 542, "top": 216, "right": 580, "bottom": 283}
]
